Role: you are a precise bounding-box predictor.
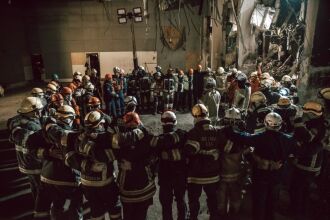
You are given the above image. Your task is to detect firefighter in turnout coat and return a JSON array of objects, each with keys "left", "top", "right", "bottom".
[
  {"left": 117, "top": 112, "right": 156, "bottom": 220},
  {"left": 150, "top": 111, "right": 188, "bottom": 220},
  {"left": 184, "top": 104, "right": 227, "bottom": 220},
  {"left": 32, "top": 105, "right": 82, "bottom": 220},
  {"left": 7, "top": 97, "right": 44, "bottom": 203}
]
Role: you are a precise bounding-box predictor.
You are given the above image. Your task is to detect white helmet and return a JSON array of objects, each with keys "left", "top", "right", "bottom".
[
  {"left": 139, "top": 66, "right": 145, "bottom": 71},
  {"left": 82, "top": 75, "right": 90, "bottom": 83},
  {"left": 74, "top": 75, "right": 83, "bottom": 82},
  {"left": 192, "top": 104, "right": 209, "bottom": 118},
  {"left": 124, "top": 96, "right": 138, "bottom": 107},
  {"left": 18, "top": 97, "right": 44, "bottom": 114},
  {"left": 281, "top": 75, "right": 292, "bottom": 83},
  {"left": 85, "top": 83, "right": 95, "bottom": 92},
  {"left": 261, "top": 72, "right": 270, "bottom": 80},
  {"left": 217, "top": 67, "right": 225, "bottom": 75},
  {"left": 91, "top": 68, "right": 97, "bottom": 74},
  {"left": 205, "top": 78, "right": 216, "bottom": 89},
  {"left": 260, "top": 79, "right": 271, "bottom": 89},
  {"left": 73, "top": 71, "right": 82, "bottom": 77},
  {"left": 31, "top": 88, "right": 44, "bottom": 97},
  {"left": 46, "top": 83, "right": 57, "bottom": 93},
  {"left": 113, "top": 66, "right": 121, "bottom": 74},
  {"left": 231, "top": 68, "right": 238, "bottom": 74},
  {"left": 206, "top": 67, "right": 212, "bottom": 73},
  {"left": 161, "top": 111, "right": 177, "bottom": 125},
  {"left": 225, "top": 107, "right": 241, "bottom": 120},
  {"left": 55, "top": 105, "right": 76, "bottom": 125},
  {"left": 155, "top": 65, "right": 162, "bottom": 72},
  {"left": 250, "top": 71, "right": 258, "bottom": 78},
  {"left": 250, "top": 91, "right": 267, "bottom": 105},
  {"left": 84, "top": 111, "right": 105, "bottom": 128},
  {"left": 264, "top": 112, "right": 282, "bottom": 131}
]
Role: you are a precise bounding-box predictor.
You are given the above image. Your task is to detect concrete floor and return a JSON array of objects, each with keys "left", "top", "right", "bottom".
[{"left": 0, "top": 87, "right": 299, "bottom": 220}]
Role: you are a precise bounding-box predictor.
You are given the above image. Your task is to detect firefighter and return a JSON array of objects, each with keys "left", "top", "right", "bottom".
[
  {"left": 273, "top": 96, "right": 297, "bottom": 133},
  {"left": 103, "top": 73, "right": 117, "bottom": 118},
  {"left": 290, "top": 101, "right": 326, "bottom": 220},
  {"left": 81, "top": 82, "right": 96, "bottom": 117},
  {"left": 45, "top": 83, "right": 58, "bottom": 104},
  {"left": 281, "top": 75, "right": 292, "bottom": 89},
  {"left": 150, "top": 111, "right": 187, "bottom": 220},
  {"left": 193, "top": 64, "right": 205, "bottom": 102},
  {"left": 7, "top": 97, "right": 44, "bottom": 203},
  {"left": 31, "top": 87, "right": 47, "bottom": 107},
  {"left": 233, "top": 73, "right": 251, "bottom": 113},
  {"left": 33, "top": 105, "right": 82, "bottom": 219},
  {"left": 226, "top": 69, "right": 238, "bottom": 107},
  {"left": 200, "top": 78, "right": 221, "bottom": 125},
  {"left": 90, "top": 68, "right": 103, "bottom": 101},
  {"left": 226, "top": 112, "right": 295, "bottom": 220},
  {"left": 163, "top": 69, "right": 175, "bottom": 111},
  {"left": 246, "top": 91, "right": 271, "bottom": 134},
  {"left": 47, "top": 93, "right": 64, "bottom": 116},
  {"left": 150, "top": 71, "right": 163, "bottom": 114},
  {"left": 260, "top": 79, "right": 281, "bottom": 105},
  {"left": 117, "top": 112, "right": 156, "bottom": 220},
  {"left": 186, "top": 68, "right": 194, "bottom": 109},
  {"left": 218, "top": 107, "right": 245, "bottom": 218},
  {"left": 70, "top": 75, "right": 84, "bottom": 108},
  {"left": 68, "top": 74, "right": 83, "bottom": 93},
  {"left": 184, "top": 104, "right": 226, "bottom": 220},
  {"left": 249, "top": 71, "right": 260, "bottom": 95},
  {"left": 318, "top": 88, "right": 330, "bottom": 213},
  {"left": 176, "top": 70, "right": 185, "bottom": 112},
  {"left": 113, "top": 67, "right": 125, "bottom": 117},
  {"left": 203, "top": 67, "right": 214, "bottom": 93},
  {"left": 64, "top": 111, "right": 121, "bottom": 220},
  {"left": 127, "top": 69, "right": 139, "bottom": 97},
  {"left": 82, "top": 74, "right": 91, "bottom": 87},
  {"left": 61, "top": 87, "right": 80, "bottom": 127},
  {"left": 139, "top": 66, "right": 152, "bottom": 112},
  {"left": 214, "top": 67, "right": 227, "bottom": 95}
]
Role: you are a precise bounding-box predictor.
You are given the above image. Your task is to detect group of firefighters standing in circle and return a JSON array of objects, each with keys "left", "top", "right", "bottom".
[{"left": 7, "top": 61, "right": 330, "bottom": 220}]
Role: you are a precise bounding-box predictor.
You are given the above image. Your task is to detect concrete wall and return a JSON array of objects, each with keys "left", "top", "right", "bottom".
[
  {"left": 0, "top": 4, "right": 28, "bottom": 85},
  {"left": 298, "top": 0, "right": 320, "bottom": 102},
  {"left": 18, "top": 0, "right": 203, "bottom": 79},
  {"left": 238, "top": 0, "right": 257, "bottom": 67}
]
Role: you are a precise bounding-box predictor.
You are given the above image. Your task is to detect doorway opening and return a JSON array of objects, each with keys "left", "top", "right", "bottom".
[
  {"left": 85, "top": 53, "right": 101, "bottom": 78},
  {"left": 31, "top": 54, "right": 45, "bottom": 82}
]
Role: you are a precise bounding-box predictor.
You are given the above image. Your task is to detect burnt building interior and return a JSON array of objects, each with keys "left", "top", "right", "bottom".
[{"left": 0, "top": 0, "right": 330, "bottom": 220}]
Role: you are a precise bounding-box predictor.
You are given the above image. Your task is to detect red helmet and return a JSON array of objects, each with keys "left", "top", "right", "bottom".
[
  {"left": 62, "top": 87, "right": 72, "bottom": 95},
  {"left": 123, "top": 112, "right": 141, "bottom": 128},
  {"left": 51, "top": 93, "right": 64, "bottom": 107},
  {"left": 88, "top": 96, "right": 101, "bottom": 108},
  {"left": 105, "top": 73, "right": 113, "bottom": 80}
]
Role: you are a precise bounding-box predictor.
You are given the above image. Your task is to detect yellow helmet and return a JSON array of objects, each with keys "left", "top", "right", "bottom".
[
  {"left": 191, "top": 104, "right": 209, "bottom": 118},
  {"left": 277, "top": 96, "right": 291, "bottom": 108},
  {"left": 302, "top": 101, "right": 323, "bottom": 116},
  {"left": 319, "top": 88, "right": 330, "bottom": 100},
  {"left": 251, "top": 91, "right": 267, "bottom": 105}
]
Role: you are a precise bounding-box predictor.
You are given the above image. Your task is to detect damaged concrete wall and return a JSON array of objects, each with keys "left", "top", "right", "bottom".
[
  {"left": 298, "top": 0, "right": 320, "bottom": 102},
  {"left": 238, "top": 0, "right": 257, "bottom": 68}
]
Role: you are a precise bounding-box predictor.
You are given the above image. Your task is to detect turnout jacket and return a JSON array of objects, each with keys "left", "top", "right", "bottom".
[
  {"left": 246, "top": 105, "right": 271, "bottom": 134},
  {"left": 150, "top": 128, "right": 187, "bottom": 184},
  {"left": 226, "top": 129, "right": 294, "bottom": 182},
  {"left": 184, "top": 119, "right": 227, "bottom": 184},
  {"left": 8, "top": 115, "right": 42, "bottom": 175},
  {"left": 293, "top": 117, "right": 326, "bottom": 174},
  {"left": 65, "top": 128, "right": 146, "bottom": 187},
  {"left": 37, "top": 118, "right": 79, "bottom": 186},
  {"left": 117, "top": 126, "right": 156, "bottom": 203}
]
